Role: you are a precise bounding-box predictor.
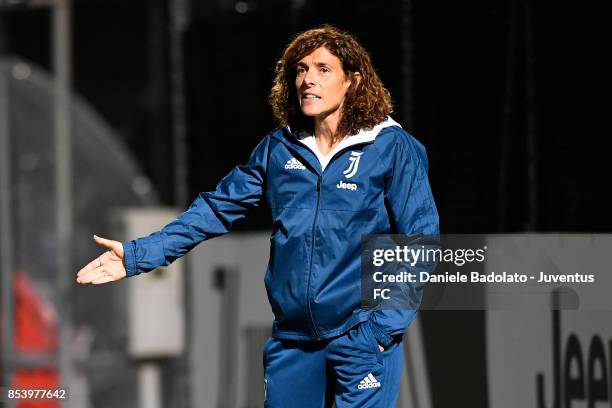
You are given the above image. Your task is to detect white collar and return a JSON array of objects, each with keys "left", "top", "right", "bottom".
[{"left": 292, "top": 116, "right": 401, "bottom": 171}]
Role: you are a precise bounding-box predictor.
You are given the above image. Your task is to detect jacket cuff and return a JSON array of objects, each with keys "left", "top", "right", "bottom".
[
  {"left": 123, "top": 241, "right": 138, "bottom": 277},
  {"left": 367, "top": 320, "right": 394, "bottom": 348}
]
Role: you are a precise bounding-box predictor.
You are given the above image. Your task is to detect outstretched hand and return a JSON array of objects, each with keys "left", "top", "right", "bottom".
[{"left": 76, "top": 235, "right": 127, "bottom": 284}]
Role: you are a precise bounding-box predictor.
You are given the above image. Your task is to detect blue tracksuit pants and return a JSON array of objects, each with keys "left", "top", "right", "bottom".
[{"left": 263, "top": 321, "right": 404, "bottom": 407}]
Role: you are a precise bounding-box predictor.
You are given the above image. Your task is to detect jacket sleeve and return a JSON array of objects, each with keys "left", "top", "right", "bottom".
[
  {"left": 123, "top": 135, "right": 271, "bottom": 277},
  {"left": 368, "top": 133, "right": 439, "bottom": 346}
]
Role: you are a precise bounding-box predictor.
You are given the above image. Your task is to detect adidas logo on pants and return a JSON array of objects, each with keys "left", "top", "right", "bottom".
[
  {"left": 263, "top": 321, "right": 404, "bottom": 407},
  {"left": 357, "top": 373, "right": 381, "bottom": 389}
]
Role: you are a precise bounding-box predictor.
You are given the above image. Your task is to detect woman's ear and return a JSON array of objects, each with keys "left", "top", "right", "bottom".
[{"left": 346, "top": 71, "right": 362, "bottom": 91}]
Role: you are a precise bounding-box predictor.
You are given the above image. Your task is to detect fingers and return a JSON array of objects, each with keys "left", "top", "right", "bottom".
[
  {"left": 76, "top": 265, "right": 102, "bottom": 284},
  {"left": 77, "top": 257, "right": 102, "bottom": 278},
  {"left": 76, "top": 234, "right": 126, "bottom": 285},
  {"left": 76, "top": 265, "right": 112, "bottom": 285},
  {"left": 93, "top": 235, "right": 123, "bottom": 256},
  {"left": 91, "top": 274, "right": 115, "bottom": 285}
]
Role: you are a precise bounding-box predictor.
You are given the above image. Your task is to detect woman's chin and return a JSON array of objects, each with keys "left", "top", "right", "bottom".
[{"left": 300, "top": 108, "right": 320, "bottom": 117}]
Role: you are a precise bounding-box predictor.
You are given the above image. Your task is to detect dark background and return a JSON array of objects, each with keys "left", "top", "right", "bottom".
[
  {"left": 3, "top": 0, "right": 611, "bottom": 232},
  {"left": 1, "top": 1, "right": 611, "bottom": 406}
]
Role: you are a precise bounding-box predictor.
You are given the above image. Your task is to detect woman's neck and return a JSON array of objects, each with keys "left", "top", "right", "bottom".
[{"left": 314, "top": 112, "right": 342, "bottom": 155}]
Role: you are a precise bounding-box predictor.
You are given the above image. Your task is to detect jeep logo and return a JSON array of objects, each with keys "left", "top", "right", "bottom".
[{"left": 336, "top": 181, "right": 357, "bottom": 191}]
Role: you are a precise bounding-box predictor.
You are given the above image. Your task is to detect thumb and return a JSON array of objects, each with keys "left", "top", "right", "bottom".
[{"left": 93, "top": 234, "right": 122, "bottom": 254}]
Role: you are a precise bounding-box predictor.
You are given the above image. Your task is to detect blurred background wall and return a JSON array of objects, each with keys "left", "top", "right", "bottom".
[{"left": 0, "top": 0, "right": 611, "bottom": 407}]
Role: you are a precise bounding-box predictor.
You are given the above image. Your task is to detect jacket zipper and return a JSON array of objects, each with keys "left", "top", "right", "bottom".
[
  {"left": 306, "top": 176, "right": 322, "bottom": 339},
  {"left": 303, "top": 142, "right": 375, "bottom": 340}
]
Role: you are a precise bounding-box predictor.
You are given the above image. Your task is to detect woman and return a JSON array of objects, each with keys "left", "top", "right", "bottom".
[{"left": 77, "top": 25, "right": 438, "bottom": 407}]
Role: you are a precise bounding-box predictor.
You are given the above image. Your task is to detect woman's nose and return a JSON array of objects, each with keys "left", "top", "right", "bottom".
[{"left": 303, "top": 68, "right": 316, "bottom": 86}]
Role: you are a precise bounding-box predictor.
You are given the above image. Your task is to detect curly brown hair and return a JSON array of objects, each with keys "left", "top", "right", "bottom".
[{"left": 269, "top": 25, "right": 393, "bottom": 142}]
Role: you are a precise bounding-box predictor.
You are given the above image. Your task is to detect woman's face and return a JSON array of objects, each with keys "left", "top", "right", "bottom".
[{"left": 295, "top": 47, "right": 354, "bottom": 124}]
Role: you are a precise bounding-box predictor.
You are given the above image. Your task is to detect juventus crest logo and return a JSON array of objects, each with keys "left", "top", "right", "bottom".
[{"left": 343, "top": 151, "right": 363, "bottom": 179}]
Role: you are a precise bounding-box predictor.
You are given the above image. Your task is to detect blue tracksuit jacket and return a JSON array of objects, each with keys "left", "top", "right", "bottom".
[{"left": 123, "top": 117, "right": 439, "bottom": 347}]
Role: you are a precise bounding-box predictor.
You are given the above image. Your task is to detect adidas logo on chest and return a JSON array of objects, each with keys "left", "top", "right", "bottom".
[{"left": 284, "top": 157, "right": 306, "bottom": 170}]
